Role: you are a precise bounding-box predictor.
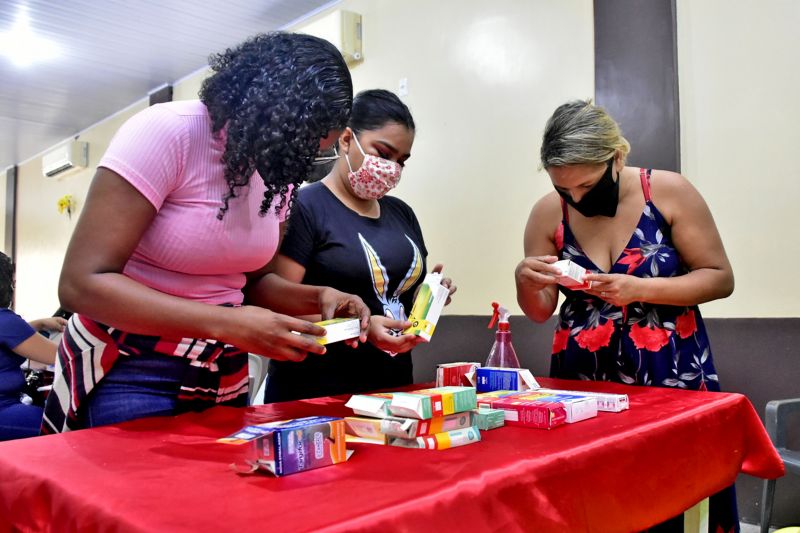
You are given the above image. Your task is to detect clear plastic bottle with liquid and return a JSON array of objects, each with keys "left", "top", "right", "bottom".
[{"left": 485, "top": 302, "right": 520, "bottom": 368}]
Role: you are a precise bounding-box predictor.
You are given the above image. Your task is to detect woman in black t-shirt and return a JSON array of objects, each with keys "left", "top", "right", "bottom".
[{"left": 264, "top": 89, "right": 456, "bottom": 402}]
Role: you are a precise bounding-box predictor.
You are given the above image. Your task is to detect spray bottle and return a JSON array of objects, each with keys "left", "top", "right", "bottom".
[{"left": 485, "top": 302, "right": 520, "bottom": 368}]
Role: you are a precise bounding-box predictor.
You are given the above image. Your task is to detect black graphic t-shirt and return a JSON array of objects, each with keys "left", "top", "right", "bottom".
[{"left": 264, "top": 182, "right": 428, "bottom": 402}]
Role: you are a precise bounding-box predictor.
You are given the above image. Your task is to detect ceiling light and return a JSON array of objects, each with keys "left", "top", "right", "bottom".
[{"left": 0, "top": 7, "right": 60, "bottom": 67}]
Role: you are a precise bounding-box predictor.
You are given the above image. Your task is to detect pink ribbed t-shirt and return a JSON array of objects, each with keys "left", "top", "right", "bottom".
[{"left": 99, "top": 100, "right": 289, "bottom": 305}]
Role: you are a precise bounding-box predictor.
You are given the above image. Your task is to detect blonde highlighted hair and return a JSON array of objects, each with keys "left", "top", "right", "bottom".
[{"left": 540, "top": 99, "right": 630, "bottom": 168}]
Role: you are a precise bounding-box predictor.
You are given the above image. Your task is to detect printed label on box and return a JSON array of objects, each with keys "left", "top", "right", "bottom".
[
  {"left": 219, "top": 416, "right": 350, "bottom": 476},
  {"left": 474, "top": 367, "right": 540, "bottom": 393},
  {"left": 553, "top": 259, "right": 592, "bottom": 290},
  {"left": 436, "top": 362, "right": 481, "bottom": 387},
  {"left": 533, "top": 388, "right": 629, "bottom": 412},
  {"left": 388, "top": 426, "right": 481, "bottom": 450},
  {"left": 403, "top": 272, "right": 450, "bottom": 341},
  {"left": 304, "top": 318, "right": 361, "bottom": 345},
  {"left": 389, "top": 386, "right": 477, "bottom": 420}
]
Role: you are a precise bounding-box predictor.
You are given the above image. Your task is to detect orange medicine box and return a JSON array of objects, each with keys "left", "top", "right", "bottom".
[{"left": 344, "top": 416, "right": 388, "bottom": 444}]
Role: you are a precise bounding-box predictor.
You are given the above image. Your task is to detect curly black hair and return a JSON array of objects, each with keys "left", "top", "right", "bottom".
[
  {"left": 200, "top": 32, "right": 353, "bottom": 219},
  {"left": 0, "top": 252, "right": 14, "bottom": 309}
]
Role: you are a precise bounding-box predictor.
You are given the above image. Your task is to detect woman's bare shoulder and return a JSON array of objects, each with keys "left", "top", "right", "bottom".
[
  {"left": 530, "top": 190, "right": 562, "bottom": 221},
  {"left": 524, "top": 191, "right": 562, "bottom": 242},
  {"left": 648, "top": 169, "right": 706, "bottom": 222}
]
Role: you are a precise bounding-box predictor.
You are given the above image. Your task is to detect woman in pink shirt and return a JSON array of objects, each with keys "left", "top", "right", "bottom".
[{"left": 43, "top": 33, "right": 369, "bottom": 433}]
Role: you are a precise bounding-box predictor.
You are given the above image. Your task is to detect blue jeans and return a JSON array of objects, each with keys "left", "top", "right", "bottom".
[
  {"left": 0, "top": 396, "right": 44, "bottom": 441},
  {"left": 84, "top": 354, "right": 190, "bottom": 428}
]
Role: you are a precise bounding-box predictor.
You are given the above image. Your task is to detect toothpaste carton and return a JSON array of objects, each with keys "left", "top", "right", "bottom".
[
  {"left": 344, "top": 416, "right": 388, "bottom": 444},
  {"left": 478, "top": 396, "right": 567, "bottom": 429},
  {"left": 473, "top": 407, "right": 505, "bottom": 430},
  {"left": 533, "top": 388, "right": 629, "bottom": 412},
  {"left": 304, "top": 318, "right": 361, "bottom": 345},
  {"left": 345, "top": 393, "right": 393, "bottom": 418},
  {"left": 512, "top": 392, "right": 598, "bottom": 423},
  {"left": 472, "top": 367, "right": 540, "bottom": 393},
  {"left": 218, "top": 416, "right": 350, "bottom": 476},
  {"left": 553, "top": 259, "right": 592, "bottom": 290},
  {"left": 436, "top": 362, "right": 481, "bottom": 387},
  {"left": 389, "top": 386, "right": 477, "bottom": 420},
  {"left": 403, "top": 272, "right": 450, "bottom": 340},
  {"left": 381, "top": 411, "right": 474, "bottom": 439},
  {"left": 389, "top": 426, "right": 481, "bottom": 450}
]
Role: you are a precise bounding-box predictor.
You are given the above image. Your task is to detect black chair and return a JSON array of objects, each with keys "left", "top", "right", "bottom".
[{"left": 760, "top": 398, "right": 800, "bottom": 533}]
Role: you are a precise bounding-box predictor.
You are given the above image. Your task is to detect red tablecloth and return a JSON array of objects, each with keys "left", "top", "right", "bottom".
[{"left": 0, "top": 378, "right": 784, "bottom": 532}]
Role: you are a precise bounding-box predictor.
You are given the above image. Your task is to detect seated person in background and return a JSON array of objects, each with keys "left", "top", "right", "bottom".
[
  {"left": 0, "top": 252, "right": 62, "bottom": 440},
  {"left": 264, "top": 89, "right": 456, "bottom": 403},
  {"left": 34, "top": 307, "right": 72, "bottom": 346}
]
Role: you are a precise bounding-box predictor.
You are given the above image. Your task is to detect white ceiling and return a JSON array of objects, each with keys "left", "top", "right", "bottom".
[{"left": 1, "top": 0, "right": 336, "bottom": 173}]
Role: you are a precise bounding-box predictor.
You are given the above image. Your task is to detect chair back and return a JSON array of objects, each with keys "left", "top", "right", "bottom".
[{"left": 247, "top": 353, "right": 269, "bottom": 406}]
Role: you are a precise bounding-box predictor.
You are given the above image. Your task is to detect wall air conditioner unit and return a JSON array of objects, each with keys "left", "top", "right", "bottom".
[
  {"left": 42, "top": 141, "right": 89, "bottom": 178},
  {"left": 301, "top": 10, "right": 363, "bottom": 66}
]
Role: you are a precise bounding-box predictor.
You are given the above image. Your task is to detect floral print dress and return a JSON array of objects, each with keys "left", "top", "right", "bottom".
[
  {"left": 551, "top": 168, "right": 720, "bottom": 391},
  {"left": 551, "top": 169, "right": 739, "bottom": 532}
]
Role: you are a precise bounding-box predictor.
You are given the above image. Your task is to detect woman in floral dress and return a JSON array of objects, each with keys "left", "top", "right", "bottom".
[{"left": 515, "top": 100, "right": 737, "bottom": 531}]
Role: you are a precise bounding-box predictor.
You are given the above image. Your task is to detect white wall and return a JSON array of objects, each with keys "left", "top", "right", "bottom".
[
  {"left": 10, "top": 0, "right": 594, "bottom": 320},
  {"left": 298, "top": 0, "right": 595, "bottom": 317},
  {"left": 677, "top": 0, "right": 800, "bottom": 317},
  {"left": 13, "top": 102, "right": 147, "bottom": 319},
  {"left": 9, "top": 0, "right": 799, "bottom": 320}
]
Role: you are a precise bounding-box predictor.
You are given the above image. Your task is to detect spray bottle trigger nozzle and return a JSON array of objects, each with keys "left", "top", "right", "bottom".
[{"left": 488, "top": 301, "right": 500, "bottom": 328}]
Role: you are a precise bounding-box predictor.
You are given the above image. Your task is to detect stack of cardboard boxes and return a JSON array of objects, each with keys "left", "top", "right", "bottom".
[{"left": 344, "top": 386, "right": 482, "bottom": 450}]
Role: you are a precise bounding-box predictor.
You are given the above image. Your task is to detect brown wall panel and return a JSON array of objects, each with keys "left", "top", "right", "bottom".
[
  {"left": 594, "top": 0, "right": 681, "bottom": 172},
  {"left": 4, "top": 166, "right": 17, "bottom": 262}
]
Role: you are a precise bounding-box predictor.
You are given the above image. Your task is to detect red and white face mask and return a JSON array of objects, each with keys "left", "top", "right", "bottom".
[{"left": 345, "top": 134, "right": 402, "bottom": 200}]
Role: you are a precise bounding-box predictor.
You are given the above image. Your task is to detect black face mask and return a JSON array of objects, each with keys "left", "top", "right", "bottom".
[{"left": 557, "top": 158, "right": 619, "bottom": 217}]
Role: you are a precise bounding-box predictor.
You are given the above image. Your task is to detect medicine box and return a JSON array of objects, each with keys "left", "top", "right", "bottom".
[
  {"left": 305, "top": 318, "right": 361, "bottom": 345},
  {"left": 473, "top": 408, "right": 505, "bottom": 430},
  {"left": 218, "top": 416, "right": 349, "bottom": 476},
  {"left": 477, "top": 396, "right": 567, "bottom": 429},
  {"left": 512, "top": 392, "right": 598, "bottom": 423},
  {"left": 403, "top": 272, "right": 450, "bottom": 340},
  {"left": 389, "top": 386, "right": 477, "bottom": 420},
  {"left": 436, "top": 362, "right": 481, "bottom": 387},
  {"left": 553, "top": 259, "right": 592, "bottom": 290},
  {"left": 344, "top": 416, "right": 388, "bottom": 444},
  {"left": 380, "top": 411, "right": 474, "bottom": 439},
  {"left": 473, "top": 367, "right": 540, "bottom": 393},
  {"left": 345, "top": 393, "right": 393, "bottom": 418},
  {"left": 534, "top": 388, "right": 629, "bottom": 412},
  {"left": 388, "top": 426, "right": 481, "bottom": 450}
]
